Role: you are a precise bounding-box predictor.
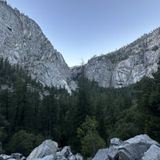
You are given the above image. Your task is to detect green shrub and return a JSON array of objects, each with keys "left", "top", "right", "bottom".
[{"left": 7, "top": 130, "right": 44, "bottom": 156}]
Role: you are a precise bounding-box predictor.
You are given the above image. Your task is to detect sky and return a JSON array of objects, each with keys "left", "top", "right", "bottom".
[{"left": 7, "top": 0, "right": 160, "bottom": 67}]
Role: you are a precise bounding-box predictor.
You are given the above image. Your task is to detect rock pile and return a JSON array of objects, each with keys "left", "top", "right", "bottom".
[
  {"left": 92, "top": 134, "right": 160, "bottom": 160},
  {"left": 1, "top": 135, "right": 160, "bottom": 160},
  {"left": 0, "top": 140, "right": 83, "bottom": 160}
]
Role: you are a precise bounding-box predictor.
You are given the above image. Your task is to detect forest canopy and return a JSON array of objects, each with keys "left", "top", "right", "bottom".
[{"left": 0, "top": 58, "right": 160, "bottom": 157}]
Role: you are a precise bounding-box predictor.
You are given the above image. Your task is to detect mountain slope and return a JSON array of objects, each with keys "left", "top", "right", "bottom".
[
  {"left": 72, "top": 28, "right": 160, "bottom": 88},
  {"left": 0, "top": 1, "right": 76, "bottom": 93},
  {"left": 1, "top": 1, "right": 160, "bottom": 91}
]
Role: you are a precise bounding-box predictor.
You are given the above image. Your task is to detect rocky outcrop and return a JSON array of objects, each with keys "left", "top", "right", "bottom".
[
  {"left": 92, "top": 134, "right": 160, "bottom": 160},
  {"left": 0, "top": 1, "right": 76, "bottom": 93},
  {"left": 72, "top": 28, "right": 160, "bottom": 88}
]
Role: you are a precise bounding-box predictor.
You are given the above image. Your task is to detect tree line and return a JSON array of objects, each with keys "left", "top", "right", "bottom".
[{"left": 0, "top": 58, "right": 160, "bottom": 158}]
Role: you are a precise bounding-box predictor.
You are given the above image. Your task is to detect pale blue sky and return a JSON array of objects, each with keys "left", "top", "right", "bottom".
[{"left": 7, "top": 0, "right": 160, "bottom": 66}]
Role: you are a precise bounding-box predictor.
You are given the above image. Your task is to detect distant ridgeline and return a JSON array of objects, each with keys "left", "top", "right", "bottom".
[{"left": 0, "top": 57, "right": 160, "bottom": 158}]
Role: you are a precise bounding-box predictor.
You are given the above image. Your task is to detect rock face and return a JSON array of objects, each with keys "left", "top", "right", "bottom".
[
  {"left": 72, "top": 28, "right": 160, "bottom": 88},
  {"left": 0, "top": 1, "right": 76, "bottom": 93},
  {"left": 92, "top": 134, "right": 160, "bottom": 160},
  {"left": 1, "top": 1, "right": 160, "bottom": 91}
]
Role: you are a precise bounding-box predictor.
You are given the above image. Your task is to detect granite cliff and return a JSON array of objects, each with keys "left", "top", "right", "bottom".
[
  {"left": 1, "top": 0, "right": 160, "bottom": 91},
  {"left": 72, "top": 29, "right": 160, "bottom": 88},
  {"left": 0, "top": 0, "right": 76, "bottom": 93}
]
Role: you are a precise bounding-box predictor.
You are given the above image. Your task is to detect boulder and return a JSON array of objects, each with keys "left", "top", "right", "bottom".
[
  {"left": 27, "top": 140, "right": 58, "bottom": 160},
  {"left": 92, "top": 148, "right": 109, "bottom": 160},
  {"left": 0, "top": 154, "right": 12, "bottom": 160},
  {"left": 60, "top": 146, "right": 72, "bottom": 158},
  {"left": 56, "top": 146, "right": 81, "bottom": 160},
  {"left": 75, "top": 154, "right": 83, "bottom": 160},
  {"left": 68, "top": 155, "right": 76, "bottom": 160},
  {"left": 118, "top": 143, "right": 149, "bottom": 160},
  {"left": 125, "top": 134, "right": 159, "bottom": 146},
  {"left": 117, "top": 134, "right": 159, "bottom": 160},
  {"left": 110, "top": 138, "right": 122, "bottom": 146},
  {"left": 108, "top": 147, "right": 118, "bottom": 160},
  {"left": 0, "top": 154, "right": 25, "bottom": 160},
  {"left": 92, "top": 134, "right": 160, "bottom": 160},
  {"left": 142, "top": 144, "right": 160, "bottom": 160},
  {"left": 55, "top": 152, "right": 66, "bottom": 160},
  {"left": 11, "top": 153, "right": 22, "bottom": 160}
]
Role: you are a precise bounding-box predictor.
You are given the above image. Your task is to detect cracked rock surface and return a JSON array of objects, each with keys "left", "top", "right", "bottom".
[{"left": 0, "top": 1, "right": 76, "bottom": 93}]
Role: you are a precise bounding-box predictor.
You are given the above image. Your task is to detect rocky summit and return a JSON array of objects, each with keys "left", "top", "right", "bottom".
[{"left": 0, "top": 1, "right": 76, "bottom": 93}]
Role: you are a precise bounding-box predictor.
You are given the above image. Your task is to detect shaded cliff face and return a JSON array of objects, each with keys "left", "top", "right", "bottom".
[
  {"left": 0, "top": 1, "right": 76, "bottom": 93},
  {"left": 72, "top": 28, "right": 160, "bottom": 88}
]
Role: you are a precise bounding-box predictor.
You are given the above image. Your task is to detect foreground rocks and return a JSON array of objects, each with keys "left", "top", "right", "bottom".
[
  {"left": 1, "top": 134, "right": 159, "bottom": 160},
  {"left": 0, "top": 140, "right": 83, "bottom": 160},
  {"left": 92, "top": 134, "right": 160, "bottom": 160},
  {"left": 27, "top": 140, "right": 58, "bottom": 160}
]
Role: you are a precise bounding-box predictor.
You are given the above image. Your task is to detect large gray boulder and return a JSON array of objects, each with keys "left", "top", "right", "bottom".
[
  {"left": 92, "top": 134, "right": 160, "bottom": 160},
  {"left": 27, "top": 140, "right": 58, "bottom": 160},
  {"left": 117, "top": 134, "right": 159, "bottom": 160},
  {"left": 142, "top": 144, "right": 160, "bottom": 160}
]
